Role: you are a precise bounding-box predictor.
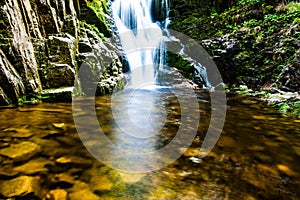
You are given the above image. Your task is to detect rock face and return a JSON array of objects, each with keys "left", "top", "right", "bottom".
[
  {"left": 0, "top": 49, "right": 26, "bottom": 104},
  {"left": 0, "top": 0, "right": 124, "bottom": 105}
]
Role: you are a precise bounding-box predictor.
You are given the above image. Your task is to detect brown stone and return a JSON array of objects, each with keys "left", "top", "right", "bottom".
[
  {"left": 45, "top": 189, "right": 68, "bottom": 200},
  {"left": 0, "top": 141, "right": 41, "bottom": 162},
  {"left": 0, "top": 176, "right": 41, "bottom": 198}
]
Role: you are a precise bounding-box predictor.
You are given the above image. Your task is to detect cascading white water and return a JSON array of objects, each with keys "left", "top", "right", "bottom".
[
  {"left": 112, "top": 0, "right": 169, "bottom": 88},
  {"left": 112, "top": 0, "right": 211, "bottom": 88}
]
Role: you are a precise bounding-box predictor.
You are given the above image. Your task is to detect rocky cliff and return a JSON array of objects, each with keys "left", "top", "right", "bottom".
[{"left": 0, "top": 0, "right": 124, "bottom": 105}]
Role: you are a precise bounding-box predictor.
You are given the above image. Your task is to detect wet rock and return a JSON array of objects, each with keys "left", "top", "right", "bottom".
[
  {"left": 53, "top": 123, "right": 65, "bottom": 130},
  {"left": 41, "top": 130, "right": 64, "bottom": 139},
  {"left": 41, "top": 87, "right": 74, "bottom": 103},
  {"left": 0, "top": 141, "right": 41, "bottom": 162},
  {"left": 179, "top": 148, "right": 200, "bottom": 157},
  {"left": 252, "top": 115, "right": 267, "bottom": 120},
  {"left": 118, "top": 172, "right": 145, "bottom": 184},
  {"left": 45, "top": 189, "right": 67, "bottom": 200},
  {"left": 41, "top": 64, "right": 75, "bottom": 89},
  {"left": 277, "top": 164, "right": 296, "bottom": 176},
  {"left": 254, "top": 153, "right": 272, "bottom": 163},
  {"left": 69, "top": 189, "right": 101, "bottom": 200},
  {"left": 0, "top": 49, "right": 26, "bottom": 105},
  {"left": 51, "top": 173, "right": 75, "bottom": 188},
  {"left": 0, "top": 176, "right": 41, "bottom": 198},
  {"left": 14, "top": 158, "right": 52, "bottom": 175},
  {"left": 189, "top": 157, "right": 202, "bottom": 164},
  {"left": 248, "top": 145, "right": 264, "bottom": 151},
  {"left": 0, "top": 166, "right": 19, "bottom": 178},
  {"left": 276, "top": 61, "right": 300, "bottom": 92},
  {"left": 0, "top": 127, "right": 33, "bottom": 138},
  {"left": 55, "top": 136, "right": 80, "bottom": 147},
  {"left": 71, "top": 180, "right": 90, "bottom": 191},
  {"left": 292, "top": 146, "right": 300, "bottom": 157},
  {"left": 56, "top": 156, "right": 93, "bottom": 168},
  {"left": 217, "top": 136, "right": 236, "bottom": 147},
  {"left": 30, "top": 138, "right": 61, "bottom": 158},
  {"left": 257, "top": 164, "right": 279, "bottom": 176},
  {"left": 244, "top": 173, "right": 266, "bottom": 190},
  {"left": 0, "top": 0, "right": 42, "bottom": 95},
  {"left": 77, "top": 25, "right": 124, "bottom": 96}
]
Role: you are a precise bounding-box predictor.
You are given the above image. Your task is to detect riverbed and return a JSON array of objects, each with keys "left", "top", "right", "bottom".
[{"left": 0, "top": 90, "right": 299, "bottom": 199}]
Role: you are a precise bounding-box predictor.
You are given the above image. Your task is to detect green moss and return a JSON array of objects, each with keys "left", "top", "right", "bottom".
[
  {"left": 237, "top": 0, "right": 261, "bottom": 6},
  {"left": 86, "top": 0, "right": 111, "bottom": 36},
  {"left": 286, "top": 2, "right": 300, "bottom": 13}
]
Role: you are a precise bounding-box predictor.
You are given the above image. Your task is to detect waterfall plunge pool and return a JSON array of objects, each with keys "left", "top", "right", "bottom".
[{"left": 0, "top": 91, "right": 299, "bottom": 199}]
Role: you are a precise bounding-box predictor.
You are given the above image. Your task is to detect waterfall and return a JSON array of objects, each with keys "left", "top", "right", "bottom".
[
  {"left": 112, "top": 0, "right": 165, "bottom": 88},
  {"left": 112, "top": 0, "right": 211, "bottom": 88}
]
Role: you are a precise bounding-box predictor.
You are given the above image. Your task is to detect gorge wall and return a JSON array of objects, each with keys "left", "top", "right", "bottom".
[{"left": 0, "top": 0, "right": 124, "bottom": 105}]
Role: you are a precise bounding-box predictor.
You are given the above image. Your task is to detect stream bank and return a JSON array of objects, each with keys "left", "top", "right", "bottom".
[{"left": 170, "top": 0, "right": 300, "bottom": 116}]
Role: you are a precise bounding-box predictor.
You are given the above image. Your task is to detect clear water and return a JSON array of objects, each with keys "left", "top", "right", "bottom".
[{"left": 0, "top": 91, "right": 299, "bottom": 199}]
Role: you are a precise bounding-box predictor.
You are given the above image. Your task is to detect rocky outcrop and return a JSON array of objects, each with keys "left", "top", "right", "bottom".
[
  {"left": 0, "top": 0, "right": 124, "bottom": 105},
  {"left": 0, "top": 49, "right": 25, "bottom": 104},
  {"left": 170, "top": 0, "right": 300, "bottom": 91}
]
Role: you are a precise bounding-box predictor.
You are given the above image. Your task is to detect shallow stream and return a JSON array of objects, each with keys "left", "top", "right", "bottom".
[{"left": 0, "top": 89, "right": 299, "bottom": 199}]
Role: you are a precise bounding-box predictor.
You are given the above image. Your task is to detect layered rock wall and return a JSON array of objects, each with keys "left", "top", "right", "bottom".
[{"left": 0, "top": 0, "right": 124, "bottom": 105}]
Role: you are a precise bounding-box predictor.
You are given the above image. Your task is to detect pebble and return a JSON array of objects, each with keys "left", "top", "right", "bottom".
[
  {"left": 53, "top": 123, "right": 65, "bottom": 130},
  {"left": 45, "top": 189, "right": 68, "bottom": 200}
]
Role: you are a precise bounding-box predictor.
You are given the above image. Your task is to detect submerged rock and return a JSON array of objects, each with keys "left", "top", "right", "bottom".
[
  {"left": 14, "top": 157, "right": 52, "bottom": 175},
  {"left": 0, "top": 141, "right": 41, "bottom": 162},
  {"left": 45, "top": 189, "right": 68, "bottom": 200},
  {"left": 69, "top": 189, "right": 101, "bottom": 200},
  {"left": 0, "top": 176, "right": 41, "bottom": 198},
  {"left": 50, "top": 173, "right": 76, "bottom": 188},
  {"left": 56, "top": 156, "right": 93, "bottom": 168}
]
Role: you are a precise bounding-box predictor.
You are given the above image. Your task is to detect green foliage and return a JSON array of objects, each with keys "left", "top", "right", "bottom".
[
  {"left": 237, "top": 0, "right": 261, "bottom": 6},
  {"left": 286, "top": 2, "right": 300, "bottom": 13},
  {"left": 292, "top": 17, "right": 300, "bottom": 24},
  {"left": 18, "top": 94, "right": 50, "bottom": 104},
  {"left": 86, "top": 0, "right": 111, "bottom": 35},
  {"left": 271, "top": 101, "right": 300, "bottom": 116},
  {"left": 243, "top": 19, "right": 261, "bottom": 27},
  {"left": 264, "top": 14, "right": 279, "bottom": 23},
  {"left": 86, "top": 0, "right": 108, "bottom": 14}
]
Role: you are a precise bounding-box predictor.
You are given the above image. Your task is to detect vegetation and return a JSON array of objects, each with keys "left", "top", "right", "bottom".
[{"left": 170, "top": 0, "right": 300, "bottom": 115}]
